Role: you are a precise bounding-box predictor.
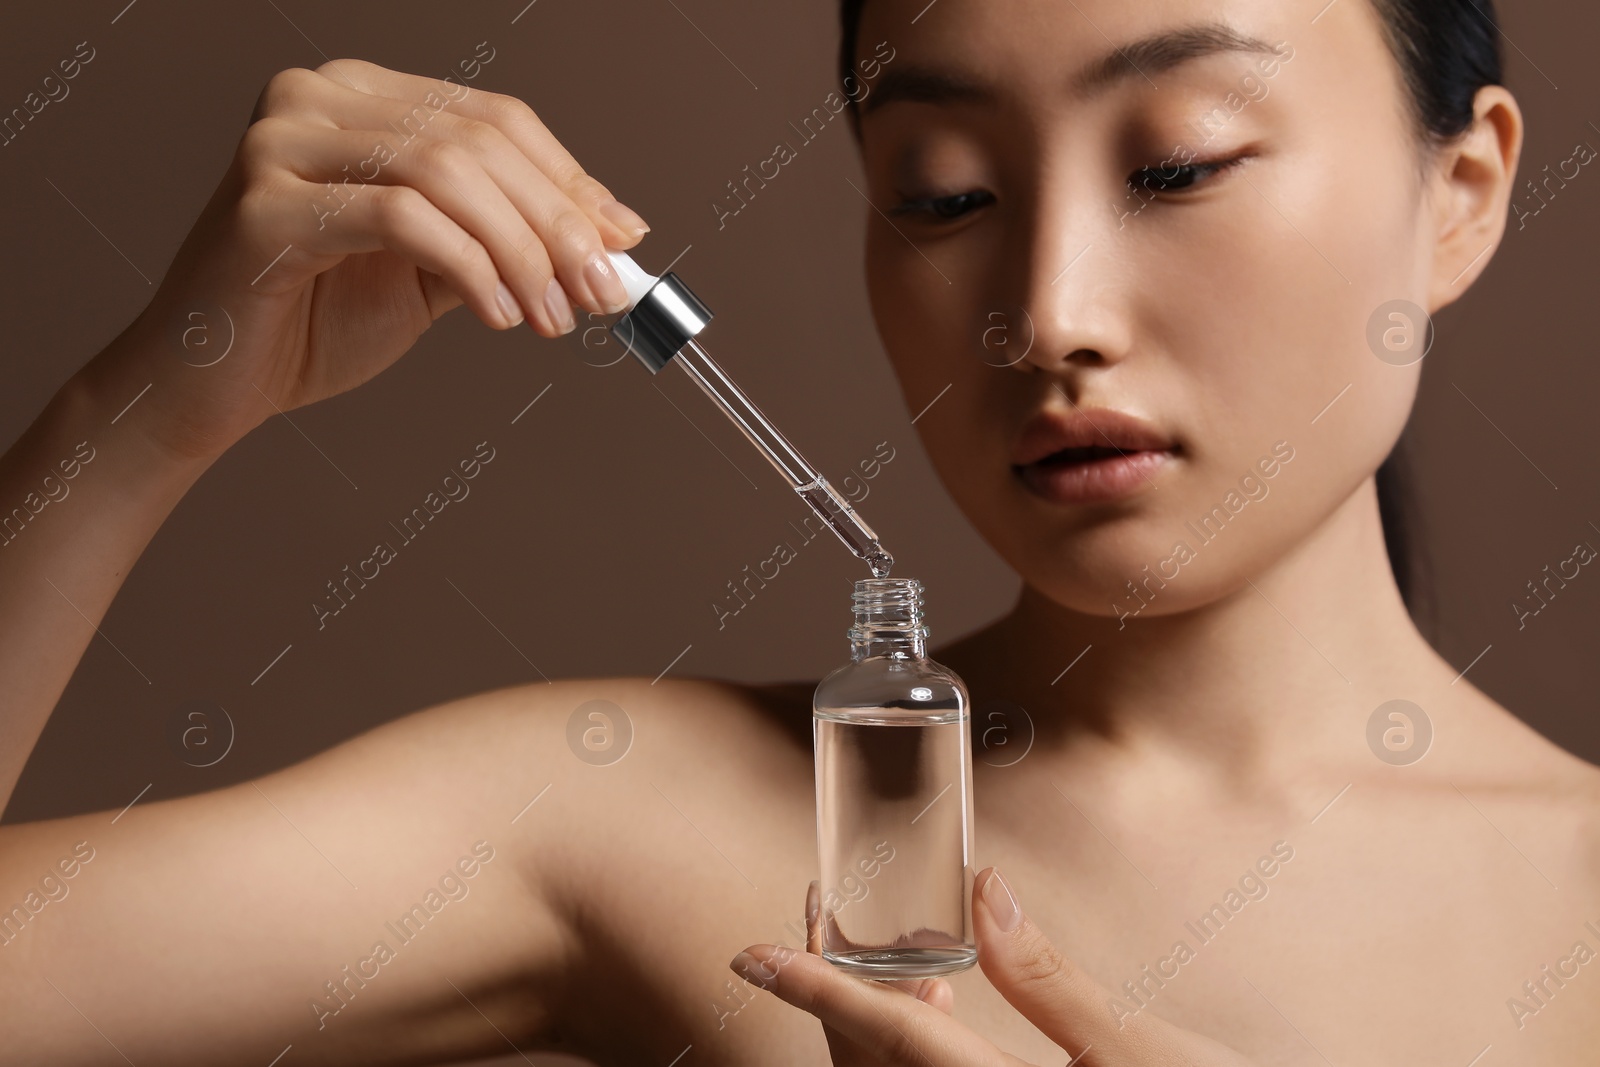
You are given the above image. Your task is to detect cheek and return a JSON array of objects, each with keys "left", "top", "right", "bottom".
[
  {"left": 1124, "top": 297, "right": 1402, "bottom": 611},
  {"left": 1180, "top": 64, "right": 1431, "bottom": 495},
  {"left": 1155, "top": 126, "right": 1423, "bottom": 425}
]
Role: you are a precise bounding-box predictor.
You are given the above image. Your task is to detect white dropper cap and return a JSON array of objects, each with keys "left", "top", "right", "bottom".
[{"left": 605, "top": 250, "right": 659, "bottom": 311}]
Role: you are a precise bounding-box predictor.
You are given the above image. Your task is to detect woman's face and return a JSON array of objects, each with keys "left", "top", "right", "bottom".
[{"left": 854, "top": 0, "right": 1440, "bottom": 618}]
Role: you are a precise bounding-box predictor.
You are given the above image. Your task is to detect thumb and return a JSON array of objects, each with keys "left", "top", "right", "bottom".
[
  {"left": 418, "top": 266, "right": 467, "bottom": 320},
  {"left": 973, "top": 867, "right": 1168, "bottom": 1062}
]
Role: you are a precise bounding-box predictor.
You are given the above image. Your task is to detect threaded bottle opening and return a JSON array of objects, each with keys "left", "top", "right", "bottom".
[{"left": 849, "top": 578, "right": 928, "bottom": 657}]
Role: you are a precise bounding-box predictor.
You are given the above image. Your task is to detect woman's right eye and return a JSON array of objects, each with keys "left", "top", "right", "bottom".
[{"left": 890, "top": 189, "right": 995, "bottom": 220}]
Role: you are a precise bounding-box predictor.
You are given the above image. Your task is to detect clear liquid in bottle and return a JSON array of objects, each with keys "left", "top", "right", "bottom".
[{"left": 813, "top": 578, "right": 976, "bottom": 979}]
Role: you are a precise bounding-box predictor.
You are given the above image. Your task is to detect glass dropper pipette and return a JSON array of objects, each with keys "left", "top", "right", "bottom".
[{"left": 603, "top": 251, "right": 894, "bottom": 579}]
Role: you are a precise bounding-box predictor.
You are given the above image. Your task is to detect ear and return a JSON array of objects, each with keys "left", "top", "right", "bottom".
[{"left": 1427, "top": 84, "right": 1523, "bottom": 310}]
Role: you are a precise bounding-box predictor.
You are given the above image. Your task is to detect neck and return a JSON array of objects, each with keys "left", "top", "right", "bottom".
[
  {"left": 942, "top": 476, "right": 1462, "bottom": 780},
  {"left": 850, "top": 633, "right": 927, "bottom": 660}
]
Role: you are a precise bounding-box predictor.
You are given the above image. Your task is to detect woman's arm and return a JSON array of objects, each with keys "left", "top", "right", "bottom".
[
  {"left": 0, "top": 363, "right": 212, "bottom": 812},
  {"left": 0, "top": 58, "right": 650, "bottom": 813},
  {"left": 0, "top": 678, "right": 592, "bottom": 1066}
]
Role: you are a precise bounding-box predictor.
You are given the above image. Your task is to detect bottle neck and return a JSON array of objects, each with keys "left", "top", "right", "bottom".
[{"left": 848, "top": 578, "right": 929, "bottom": 662}]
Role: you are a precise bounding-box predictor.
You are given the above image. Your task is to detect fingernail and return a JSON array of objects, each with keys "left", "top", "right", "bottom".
[
  {"left": 805, "top": 881, "right": 819, "bottom": 928},
  {"left": 543, "top": 277, "right": 575, "bottom": 334},
  {"left": 730, "top": 948, "right": 779, "bottom": 991},
  {"left": 598, "top": 197, "right": 650, "bottom": 237},
  {"left": 495, "top": 280, "right": 524, "bottom": 328},
  {"left": 583, "top": 251, "right": 630, "bottom": 314},
  {"left": 981, "top": 868, "right": 1021, "bottom": 931}
]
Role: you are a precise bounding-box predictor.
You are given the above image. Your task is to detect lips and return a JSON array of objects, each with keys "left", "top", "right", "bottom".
[{"left": 1012, "top": 407, "right": 1178, "bottom": 505}]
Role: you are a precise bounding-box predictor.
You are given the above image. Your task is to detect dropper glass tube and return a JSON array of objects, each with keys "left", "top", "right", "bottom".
[
  {"left": 603, "top": 252, "right": 894, "bottom": 578},
  {"left": 673, "top": 339, "right": 893, "bottom": 578}
]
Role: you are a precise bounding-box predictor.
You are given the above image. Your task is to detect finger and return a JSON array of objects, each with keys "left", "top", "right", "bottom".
[
  {"left": 254, "top": 61, "right": 637, "bottom": 317},
  {"left": 731, "top": 945, "right": 1023, "bottom": 1066},
  {"left": 806, "top": 880, "right": 823, "bottom": 954},
  {"left": 904, "top": 976, "right": 956, "bottom": 1015},
  {"left": 803, "top": 879, "right": 955, "bottom": 1014},
  {"left": 974, "top": 867, "right": 1163, "bottom": 1059},
  {"left": 801, "top": 882, "right": 883, "bottom": 1066},
  {"left": 312, "top": 59, "right": 651, "bottom": 249},
  {"left": 269, "top": 78, "right": 628, "bottom": 319},
  {"left": 250, "top": 66, "right": 336, "bottom": 126},
  {"left": 249, "top": 118, "right": 576, "bottom": 336},
  {"left": 241, "top": 165, "right": 513, "bottom": 332}
]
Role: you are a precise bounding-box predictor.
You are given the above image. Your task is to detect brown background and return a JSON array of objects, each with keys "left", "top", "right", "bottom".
[{"left": 1, "top": 0, "right": 1595, "bottom": 830}]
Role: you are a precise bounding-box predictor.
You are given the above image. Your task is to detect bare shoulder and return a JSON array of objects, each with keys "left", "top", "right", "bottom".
[
  {"left": 1443, "top": 681, "right": 1600, "bottom": 892},
  {"left": 349, "top": 671, "right": 820, "bottom": 872},
  {"left": 429, "top": 675, "right": 824, "bottom": 1054},
  {"left": 359, "top": 672, "right": 815, "bottom": 768}
]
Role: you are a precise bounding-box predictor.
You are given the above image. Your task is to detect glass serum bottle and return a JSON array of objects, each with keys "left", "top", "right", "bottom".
[{"left": 813, "top": 578, "right": 977, "bottom": 979}]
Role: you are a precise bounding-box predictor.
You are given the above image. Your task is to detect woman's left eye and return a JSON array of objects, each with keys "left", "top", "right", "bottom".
[
  {"left": 890, "top": 189, "right": 995, "bottom": 219},
  {"left": 1127, "top": 155, "right": 1247, "bottom": 194}
]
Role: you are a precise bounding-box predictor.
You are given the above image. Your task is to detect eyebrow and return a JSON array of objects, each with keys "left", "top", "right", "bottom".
[{"left": 859, "top": 22, "right": 1280, "bottom": 116}]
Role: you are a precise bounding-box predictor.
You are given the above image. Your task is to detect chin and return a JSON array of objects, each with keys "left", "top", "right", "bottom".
[
  {"left": 1028, "top": 552, "right": 1249, "bottom": 623},
  {"left": 980, "top": 477, "right": 1270, "bottom": 618}
]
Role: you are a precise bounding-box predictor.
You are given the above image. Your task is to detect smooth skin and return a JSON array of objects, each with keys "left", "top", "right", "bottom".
[{"left": 2, "top": 0, "right": 1598, "bottom": 1064}]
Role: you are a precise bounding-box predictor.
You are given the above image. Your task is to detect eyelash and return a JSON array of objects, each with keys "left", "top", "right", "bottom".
[
  {"left": 1127, "top": 154, "right": 1248, "bottom": 194},
  {"left": 889, "top": 153, "right": 1249, "bottom": 221},
  {"left": 889, "top": 189, "right": 995, "bottom": 220}
]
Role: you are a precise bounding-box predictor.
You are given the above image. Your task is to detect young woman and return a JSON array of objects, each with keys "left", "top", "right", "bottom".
[{"left": 1, "top": 0, "right": 1595, "bottom": 1063}]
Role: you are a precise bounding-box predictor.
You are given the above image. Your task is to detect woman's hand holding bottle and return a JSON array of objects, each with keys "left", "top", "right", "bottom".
[{"left": 730, "top": 870, "right": 1258, "bottom": 1066}]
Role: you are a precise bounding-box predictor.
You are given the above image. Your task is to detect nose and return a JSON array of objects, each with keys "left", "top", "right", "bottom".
[{"left": 1005, "top": 192, "right": 1134, "bottom": 378}]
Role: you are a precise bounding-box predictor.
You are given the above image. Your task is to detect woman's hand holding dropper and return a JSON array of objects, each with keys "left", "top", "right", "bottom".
[
  {"left": 98, "top": 57, "right": 650, "bottom": 462},
  {"left": 0, "top": 59, "right": 648, "bottom": 811}
]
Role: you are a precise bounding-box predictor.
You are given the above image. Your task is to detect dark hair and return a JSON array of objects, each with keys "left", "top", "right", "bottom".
[{"left": 837, "top": 0, "right": 1505, "bottom": 631}]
